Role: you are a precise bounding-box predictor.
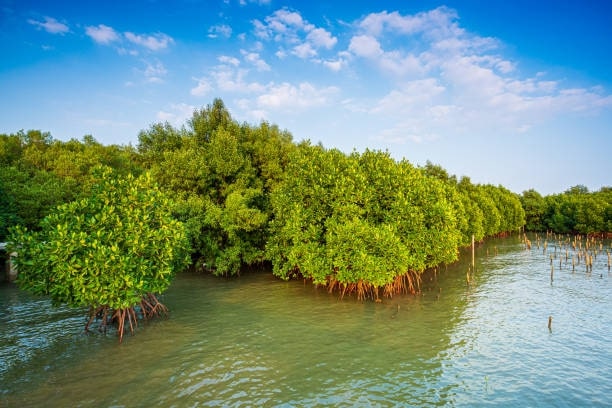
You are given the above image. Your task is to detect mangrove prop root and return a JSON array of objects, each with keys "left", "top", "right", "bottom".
[
  {"left": 82, "top": 293, "right": 169, "bottom": 343},
  {"left": 323, "top": 271, "right": 422, "bottom": 301}
]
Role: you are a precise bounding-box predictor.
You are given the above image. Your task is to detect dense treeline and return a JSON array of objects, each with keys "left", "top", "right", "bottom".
[
  {"left": 9, "top": 168, "right": 191, "bottom": 342},
  {"left": 521, "top": 186, "right": 612, "bottom": 235},
  {"left": 0, "top": 130, "right": 140, "bottom": 241},
  {"left": 1, "top": 98, "right": 609, "bottom": 299},
  {"left": 137, "top": 99, "right": 295, "bottom": 275}
]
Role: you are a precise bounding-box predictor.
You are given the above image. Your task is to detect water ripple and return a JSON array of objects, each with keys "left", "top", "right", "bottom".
[{"left": 1, "top": 236, "right": 611, "bottom": 407}]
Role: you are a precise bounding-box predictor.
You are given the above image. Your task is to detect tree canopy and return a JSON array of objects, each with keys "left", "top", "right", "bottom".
[
  {"left": 1, "top": 98, "right": 609, "bottom": 310},
  {"left": 267, "top": 144, "right": 525, "bottom": 299},
  {"left": 521, "top": 186, "right": 612, "bottom": 234},
  {"left": 8, "top": 167, "right": 190, "bottom": 341}
]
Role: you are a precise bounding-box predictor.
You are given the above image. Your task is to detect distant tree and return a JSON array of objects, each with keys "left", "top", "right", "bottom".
[
  {"left": 0, "top": 177, "right": 21, "bottom": 241},
  {"left": 421, "top": 160, "right": 457, "bottom": 184},
  {"left": 8, "top": 167, "right": 190, "bottom": 342},
  {"left": 137, "top": 122, "right": 184, "bottom": 166},
  {"left": 0, "top": 132, "right": 24, "bottom": 166},
  {"left": 566, "top": 185, "right": 589, "bottom": 195},
  {"left": 0, "top": 166, "right": 78, "bottom": 230},
  {"left": 521, "top": 189, "right": 546, "bottom": 231}
]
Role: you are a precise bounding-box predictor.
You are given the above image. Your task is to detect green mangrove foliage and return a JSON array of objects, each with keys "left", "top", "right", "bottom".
[
  {"left": 8, "top": 167, "right": 190, "bottom": 342},
  {"left": 0, "top": 130, "right": 141, "bottom": 238},
  {"left": 522, "top": 185, "right": 612, "bottom": 234},
  {"left": 267, "top": 144, "right": 461, "bottom": 299},
  {"left": 138, "top": 98, "right": 295, "bottom": 276},
  {"left": 267, "top": 145, "right": 527, "bottom": 300},
  {"left": 423, "top": 163, "right": 525, "bottom": 243},
  {"left": 1, "top": 99, "right": 608, "bottom": 307}
]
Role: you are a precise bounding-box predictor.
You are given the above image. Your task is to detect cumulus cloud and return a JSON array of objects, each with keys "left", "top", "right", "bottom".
[
  {"left": 323, "top": 59, "right": 344, "bottom": 72},
  {"left": 141, "top": 60, "right": 167, "bottom": 83},
  {"left": 344, "top": 6, "right": 612, "bottom": 145},
  {"left": 83, "top": 24, "right": 173, "bottom": 55},
  {"left": 28, "top": 16, "right": 69, "bottom": 34},
  {"left": 359, "top": 7, "right": 460, "bottom": 39},
  {"left": 190, "top": 54, "right": 339, "bottom": 123},
  {"left": 348, "top": 35, "right": 383, "bottom": 58},
  {"left": 85, "top": 24, "right": 119, "bottom": 44},
  {"left": 373, "top": 79, "right": 446, "bottom": 114},
  {"left": 253, "top": 8, "right": 338, "bottom": 60},
  {"left": 208, "top": 24, "right": 232, "bottom": 39},
  {"left": 191, "top": 60, "right": 265, "bottom": 96},
  {"left": 292, "top": 42, "right": 316, "bottom": 59},
  {"left": 157, "top": 103, "right": 195, "bottom": 125},
  {"left": 191, "top": 5, "right": 610, "bottom": 146},
  {"left": 125, "top": 32, "right": 174, "bottom": 51},
  {"left": 239, "top": 0, "right": 271, "bottom": 5},
  {"left": 191, "top": 78, "right": 212, "bottom": 96},
  {"left": 241, "top": 50, "right": 270, "bottom": 71},
  {"left": 256, "top": 82, "right": 339, "bottom": 110},
  {"left": 307, "top": 27, "right": 337, "bottom": 49},
  {"left": 218, "top": 55, "right": 240, "bottom": 66}
]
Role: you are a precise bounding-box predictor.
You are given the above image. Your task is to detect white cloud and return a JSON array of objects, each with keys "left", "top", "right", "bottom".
[
  {"left": 208, "top": 24, "right": 232, "bottom": 39},
  {"left": 348, "top": 35, "right": 383, "bottom": 58},
  {"left": 254, "top": 8, "right": 337, "bottom": 60},
  {"left": 117, "top": 47, "right": 139, "bottom": 56},
  {"left": 272, "top": 9, "right": 306, "bottom": 30},
  {"left": 191, "top": 78, "right": 212, "bottom": 96},
  {"left": 142, "top": 60, "right": 167, "bottom": 83},
  {"left": 323, "top": 59, "right": 344, "bottom": 72},
  {"left": 359, "top": 7, "right": 460, "bottom": 39},
  {"left": 214, "top": 68, "right": 266, "bottom": 93},
  {"left": 307, "top": 27, "right": 337, "bottom": 49},
  {"left": 241, "top": 50, "right": 270, "bottom": 71},
  {"left": 218, "top": 55, "right": 240, "bottom": 66},
  {"left": 352, "top": 5, "right": 612, "bottom": 144},
  {"left": 125, "top": 32, "right": 174, "bottom": 51},
  {"left": 85, "top": 24, "right": 119, "bottom": 44},
  {"left": 239, "top": 0, "right": 271, "bottom": 5},
  {"left": 28, "top": 16, "right": 69, "bottom": 34},
  {"left": 192, "top": 61, "right": 265, "bottom": 96},
  {"left": 292, "top": 42, "right": 316, "bottom": 59},
  {"left": 321, "top": 51, "right": 351, "bottom": 72},
  {"left": 380, "top": 52, "right": 423, "bottom": 76},
  {"left": 157, "top": 103, "right": 195, "bottom": 125},
  {"left": 373, "top": 79, "right": 446, "bottom": 114},
  {"left": 195, "top": 5, "right": 611, "bottom": 146},
  {"left": 256, "top": 82, "right": 339, "bottom": 110}
]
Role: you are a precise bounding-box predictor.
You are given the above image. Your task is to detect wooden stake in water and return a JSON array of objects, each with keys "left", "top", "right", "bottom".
[
  {"left": 548, "top": 316, "right": 553, "bottom": 332},
  {"left": 550, "top": 264, "right": 554, "bottom": 282},
  {"left": 472, "top": 234, "right": 475, "bottom": 270}
]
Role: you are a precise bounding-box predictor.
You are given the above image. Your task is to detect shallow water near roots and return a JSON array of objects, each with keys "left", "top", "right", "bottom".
[{"left": 1, "top": 234, "right": 611, "bottom": 407}]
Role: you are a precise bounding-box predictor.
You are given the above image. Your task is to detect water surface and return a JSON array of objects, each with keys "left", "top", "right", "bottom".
[{"left": 1, "top": 235, "right": 610, "bottom": 407}]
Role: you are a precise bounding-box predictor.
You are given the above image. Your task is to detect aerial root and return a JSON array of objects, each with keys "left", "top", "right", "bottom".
[
  {"left": 323, "top": 271, "right": 422, "bottom": 301},
  {"left": 83, "top": 293, "right": 169, "bottom": 342}
]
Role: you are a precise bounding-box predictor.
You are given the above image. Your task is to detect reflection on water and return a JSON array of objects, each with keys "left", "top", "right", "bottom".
[{"left": 1, "top": 234, "right": 610, "bottom": 407}]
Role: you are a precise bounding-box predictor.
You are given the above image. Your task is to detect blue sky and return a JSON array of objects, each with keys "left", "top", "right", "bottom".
[{"left": 1, "top": 0, "right": 611, "bottom": 195}]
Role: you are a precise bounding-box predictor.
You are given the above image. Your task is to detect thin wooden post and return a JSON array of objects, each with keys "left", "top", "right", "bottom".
[
  {"left": 471, "top": 234, "right": 475, "bottom": 270},
  {"left": 548, "top": 316, "right": 553, "bottom": 331},
  {"left": 550, "top": 264, "right": 554, "bottom": 282}
]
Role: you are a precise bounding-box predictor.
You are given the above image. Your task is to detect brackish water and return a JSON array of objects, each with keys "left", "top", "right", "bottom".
[{"left": 1, "top": 234, "right": 611, "bottom": 407}]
